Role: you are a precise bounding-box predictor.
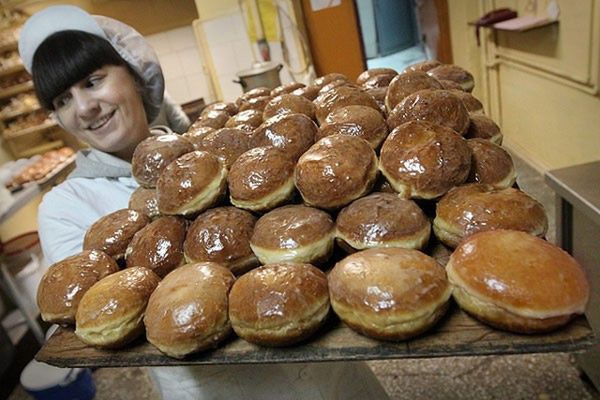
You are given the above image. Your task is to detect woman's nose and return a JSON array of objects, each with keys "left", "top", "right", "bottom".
[{"left": 73, "top": 90, "right": 100, "bottom": 119}]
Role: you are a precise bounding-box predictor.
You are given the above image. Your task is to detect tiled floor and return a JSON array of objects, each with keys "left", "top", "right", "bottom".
[{"left": 8, "top": 153, "right": 597, "bottom": 400}]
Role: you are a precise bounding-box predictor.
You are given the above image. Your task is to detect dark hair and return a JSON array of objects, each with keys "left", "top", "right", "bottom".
[{"left": 32, "top": 30, "right": 131, "bottom": 110}]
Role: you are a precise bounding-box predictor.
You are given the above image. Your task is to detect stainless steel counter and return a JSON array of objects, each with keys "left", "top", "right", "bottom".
[{"left": 545, "top": 160, "right": 600, "bottom": 389}]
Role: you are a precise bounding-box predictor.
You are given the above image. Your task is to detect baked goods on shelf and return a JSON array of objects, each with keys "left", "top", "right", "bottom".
[
  {"left": 37, "top": 249, "right": 119, "bottom": 325},
  {"left": 446, "top": 230, "right": 590, "bottom": 333},
  {"left": 75, "top": 267, "right": 160, "bottom": 348},
  {"left": 329, "top": 247, "right": 452, "bottom": 340},
  {"left": 433, "top": 184, "right": 548, "bottom": 248},
  {"left": 6, "top": 146, "right": 74, "bottom": 188},
  {"left": 144, "top": 262, "right": 235, "bottom": 358},
  {"left": 228, "top": 262, "right": 329, "bottom": 346}
]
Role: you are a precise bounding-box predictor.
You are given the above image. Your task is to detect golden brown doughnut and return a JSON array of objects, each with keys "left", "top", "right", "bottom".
[
  {"left": 229, "top": 262, "right": 329, "bottom": 346},
  {"left": 402, "top": 59, "right": 442, "bottom": 73},
  {"left": 198, "top": 127, "right": 254, "bottom": 169},
  {"left": 83, "top": 209, "right": 151, "bottom": 260},
  {"left": 384, "top": 71, "right": 443, "bottom": 112},
  {"left": 156, "top": 151, "right": 227, "bottom": 216},
  {"left": 379, "top": 121, "right": 471, "bottom": 199},
  {"left": 356, "top": 67, "right": 397, "bottom": 86},
  {"left": 37, "top": 250, "right": 119, "bottom": 325},
  {"left": 144, "top": 262, "right": 235, "bottom": 358},
  {"left": 183, "top": 206, "right": 258, "bottom": 275},
  {"left": 317, "top": 105, "right": 389, "bottom": 149},
  {"left": 271, "top": 82, "right": 305, "bottom": 97},
  {"left": 466, "top": 115, "right": 503, "bottom": 144},
  {"left": 427, "top": 64, "right": 475, "bottom": 92},
  {"left": 131, "top": 134, "right": 195, "bottom": 188},
  {"left": 295, "top": 134, "right": 378, "bottom": 209},
  {"left": 238, "top": 95, "right": 271, "bottom": 113},
  {"left": 466, "top": 138, "right": 516, "bottom": 189},
  {"left": 250, "top": 204, "right": 335, "bottom": 265},
  {"left": 75, "top": 267, "right": 160, "bottom": 348},
  {"left": 449, "top": 89, "right": 484, "bottom": 114},
  {"left": 235, "top": 87, "right": 271, "bottom": 107},
  {"left": 224, "top": 109, "right": 263, "bottom": 132},
  {"left": 128, "top": 186, "right": 160, "bottom": 219},
  {"left": 183, "top": 126, "right": 216, "bottom": 150},
  {"left": 329, "top": 247, "right": 451, "bottom": 340},
  {"left": 201, "top": 101, "right": 238, "bottom": 117},
  {"left": 335, "top": 192, "right": 430, "bottom": 252},
  {"left": 193, "top": 110, "right": 230, "bottom": 129},
  {"left": 387, "top": 89, "right": 470, "bottom": 135},
  {"left": 125, "top": 216, "right": 187, "bottom": 278},
  {"left": 446, "top": 230, "right": 589, "bottom": 333},
  {"left": 433, "top": 184, "right": 548, "bottom": 248},
  {"left": 251, "top": 113, "right": 317, "bottom": 160},
  {"left": 263, "top": 93, "right": 316, "bottom": 120},
  {"left": 313, "top": 73, "right": 349, "bottom": 89},
  {"left": 292, "top": 84, "right": 321, "bottom": 101},
  {"left": 228, "top": 146, "right": 296, "bottom": 212},
  {"left": 314, "top": 85, "right": 380, "bottom": 125}
]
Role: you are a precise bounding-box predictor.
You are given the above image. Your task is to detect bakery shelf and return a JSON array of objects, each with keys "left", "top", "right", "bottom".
[
  {"left": 15, "top": 140, "right": 64, "bottom": 159},
  {"left": 3, "top": 120, "right": 57, "bottom": 140},
  {"left": 0, "top": 40, "right": 18, "bottom": 53},
  {"left": 0, "top": 105, "right": 41, "bottom": 122},
  {"left": 0, "top": 63, "right": 25, "bottom": 78},
  {"left": 36, "top": 244, "right": 595, "bottom": 368},
  {"left": 0, "top": 81, "right": 33, "bottom": 100}
]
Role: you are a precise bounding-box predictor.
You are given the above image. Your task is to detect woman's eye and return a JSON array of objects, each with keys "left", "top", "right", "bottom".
[
  {"left": 53, "top": 94, "right": 71, "bottom": 109},
  {"left": 86, "top": 76, "right": 103, "bottom": 88}
]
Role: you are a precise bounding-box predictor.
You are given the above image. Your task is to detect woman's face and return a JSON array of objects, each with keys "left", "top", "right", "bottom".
[{"left": 53, "top": 65, "right": 149, "bottom": 160}]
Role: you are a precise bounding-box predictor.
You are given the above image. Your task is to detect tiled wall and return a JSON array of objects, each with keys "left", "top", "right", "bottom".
[
  {"left": 198, "top": 3, "right": 312, "bottom": 102},
  {"left": 145, "top": 1, "right": 311, "bottom": 105},
  {"left": 146, "top": 26, "right": 211, "bottom": 105}
]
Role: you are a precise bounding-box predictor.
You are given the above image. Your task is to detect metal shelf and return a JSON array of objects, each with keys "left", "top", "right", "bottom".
[{"left": 0, "top": 81, "right": 33, "bottom": 100}]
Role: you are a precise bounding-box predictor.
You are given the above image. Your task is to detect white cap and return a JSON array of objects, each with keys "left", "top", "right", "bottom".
[{"left": 18, "top": 5, "right": 164, "bottom": 121}]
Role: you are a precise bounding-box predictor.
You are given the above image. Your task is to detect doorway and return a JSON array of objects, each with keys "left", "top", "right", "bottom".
[{"left": 355, "top": 0, "right": 452, "bottom": 72}]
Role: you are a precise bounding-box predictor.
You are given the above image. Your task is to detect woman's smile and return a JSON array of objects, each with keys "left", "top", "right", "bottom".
[{"left": 87, "top": 109, "right": 116, "bottom": 131}]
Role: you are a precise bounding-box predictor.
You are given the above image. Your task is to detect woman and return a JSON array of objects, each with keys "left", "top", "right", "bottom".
[{"left": 20, "top": 5, "right": 389, "bottom": 400}]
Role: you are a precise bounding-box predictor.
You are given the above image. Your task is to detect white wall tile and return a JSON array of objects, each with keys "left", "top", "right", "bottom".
[
  {"left": 179, "top": 48, "right": 205, "bottom": 76},
  {"left": 185, "top": 73, "right": 209, "bottom": 100},
  {"left": 159, "top": 53, "right": 185, "bottom": 80},
  {"left": 233, "top": 40, "right": 256, "bottom": 70},
  {"left": 219, "top": 75, "right": 244, "bottom": 102},
  {"left": 146, "top": 33, "right": 171, "bottom": 56},
  {"left": 166, "top": 76, "right": 190, "bottom": 104},
  {"left": 167, "top": 26, "right": 197, "bottom": 51},
  {"left": 210, "top": 43, "right": 239, "bottom": 75}
]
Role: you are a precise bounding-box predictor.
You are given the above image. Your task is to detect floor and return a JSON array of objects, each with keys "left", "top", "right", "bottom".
[
  {"left": 367, "top": 45, "right": 428, "bottom": 72},
  {"left": 7, "top": 152, "right": 598, "bottom": 400}
]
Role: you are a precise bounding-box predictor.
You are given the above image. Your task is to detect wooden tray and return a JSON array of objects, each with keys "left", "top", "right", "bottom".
[
  {"left": 36, "top": 243, "right": 595, "bottom": 368},
  {"left": 37, "top": 307, "right": 594, "bottom": 368}
]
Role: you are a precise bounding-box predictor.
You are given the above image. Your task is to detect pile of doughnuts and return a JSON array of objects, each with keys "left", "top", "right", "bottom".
[{"left": 37, "top": 61, "right": 589, "bottom": 359}]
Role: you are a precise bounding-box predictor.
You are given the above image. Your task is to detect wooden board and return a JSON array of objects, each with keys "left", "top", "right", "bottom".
[
  {"left": 37, "top": 308, "right": 594, "bottom": 368},
  {"left": 35, "top": 243, "right": 596, "bottom": 368}
]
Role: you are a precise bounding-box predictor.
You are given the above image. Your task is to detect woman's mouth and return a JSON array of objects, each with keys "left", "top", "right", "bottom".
[{"left": 87, "top": 110, "right": 116, "bottom": 131}]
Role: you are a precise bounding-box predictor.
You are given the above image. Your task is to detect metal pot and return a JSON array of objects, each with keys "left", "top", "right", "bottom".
[{"left": 233, "top": 62, "right": 283, "bottom": 92}]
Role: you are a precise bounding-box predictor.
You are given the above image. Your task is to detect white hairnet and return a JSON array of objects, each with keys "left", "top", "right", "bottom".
[{"left": 18, "top": 5, "right": 164, "bottom": 122}]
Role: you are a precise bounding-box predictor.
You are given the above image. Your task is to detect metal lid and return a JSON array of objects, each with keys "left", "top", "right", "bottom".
[{"left": 236, "top": 62, "right": 282, "bottom": 78}]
